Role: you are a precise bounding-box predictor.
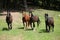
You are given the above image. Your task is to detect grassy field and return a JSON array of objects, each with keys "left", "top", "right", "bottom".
[{"left": 0, "top": 9, "right": 60, "bottom": 40}]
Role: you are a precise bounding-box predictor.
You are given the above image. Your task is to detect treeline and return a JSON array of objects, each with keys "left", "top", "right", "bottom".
[
  {"left": 0, "top": 0, "right": 24, "bottom": 10},
  {"left": 0, "top": 0, "right": 60, "bottom": 11},
  {"left": 33, "top": 0, "right": 60, "bottom": 10}
]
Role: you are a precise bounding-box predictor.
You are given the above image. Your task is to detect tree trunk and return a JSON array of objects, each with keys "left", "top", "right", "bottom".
[{"left": 24, "top": 0, "right": 28, "bottom": 11}]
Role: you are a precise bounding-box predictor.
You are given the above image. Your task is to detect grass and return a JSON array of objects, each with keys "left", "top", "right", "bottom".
[{"left": 0, "top": 9, "right": 60, "bottom": 40}]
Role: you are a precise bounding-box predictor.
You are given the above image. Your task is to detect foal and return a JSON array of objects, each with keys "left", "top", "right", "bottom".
[
  {"left": 45, "top": 14, "right": 54, "bottom": 32},
  {"left": 29, "top": 13, "right": 40, "bottom": 30},
  {"left": 6, "top": 12, "right": 13, "bottom": 30},
  {"left": 22, "top": 11, "right": 30, "bottom": 30}
]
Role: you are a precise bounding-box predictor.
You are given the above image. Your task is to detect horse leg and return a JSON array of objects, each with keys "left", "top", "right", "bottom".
[
  {"left": 26, "top": 22, "right": 28, "bottom": 29},
  {"left": 37, "top": 18, "right": 40, "bottom": 27},
  {"left": 24, "top": 22, "right": 27, "bottom": 30},
  {"left": 23, "top": 22, "right": 25, "bottom": 29},
  {"left": 37, "top": 21, "right": 39, "bottom": 27},
  {"left": 23, "top": 20, "right": 25, "bottom": 27},
  {"left": 11, "top": 23, "right": 12, "bottom": 29},
  {"left": 49, "top": 25, "right": 50, "bottom": 32},
  {"left": 7, "top": 23, "right": 9, "bottom": 30},
  {"left": 24, "top": 22, "right": 26, "bottom": 30},
  {"left": 31, "top": 23, "right": 33, "bottom": 30},
  {"left": 22, "top": 17, "right": 25, "bottom": 27},
  {"left": 52, "top": 24, "right": 54, "bottom": 32},
  {"left": 46, "top": 24, "right": 48, "bottom": 32},
  {"left": 10, "top": 23, "right": 12, "bottom": 29},
  {"left": 27, "top": 21, "right": 30, "bottom": 27},
  {"left": 33, "top": 22, "right": 35, "bottom": 29},
  {"left": 8, "top": 23, "right": 11, "bottom": 30},
  {"left": 23, "top": 21, "right": 26, "bottom": 30},
  {"left": 30, "top": 22, "right": 33, "bottom": 30}
]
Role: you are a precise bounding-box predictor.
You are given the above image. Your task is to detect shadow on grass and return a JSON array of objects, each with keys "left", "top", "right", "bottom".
[
  {"left": 26, "top": 29, "right": 33, "bottom": 31},
  {"left": 39, "top": 29, "right": 49, "bottom": 33},
  {"left": 2, "top": 28, "right": 9, "bottom": 31},
  {"left": 18, "top": 27, "right": 24, "bottom": 29},
  {"left": 18, "top": 27, "right": 33, "bottom": 31}
]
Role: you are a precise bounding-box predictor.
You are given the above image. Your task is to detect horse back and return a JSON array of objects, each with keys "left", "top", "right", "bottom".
[
  {"left": 48, "top": 17, "right": 54, "bottom": 24},
  {"left": 23, "top": 14, "right": 30, "bottom": 21},
  {"left": 32, "top": 16, "right": 39, "bottom": 22}
]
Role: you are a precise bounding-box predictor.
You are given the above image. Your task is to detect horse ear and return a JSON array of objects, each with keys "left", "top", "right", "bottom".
[{"left": 45, "top": 13, "right": 48, "bottom": 16}]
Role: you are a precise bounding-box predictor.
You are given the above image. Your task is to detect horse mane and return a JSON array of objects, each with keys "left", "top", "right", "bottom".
[
  {"left": 29, "top": 13, "right": 34, "bottom": 17},
  {"left": 7, "top": 12, "right": 11, "bottom": 17}
]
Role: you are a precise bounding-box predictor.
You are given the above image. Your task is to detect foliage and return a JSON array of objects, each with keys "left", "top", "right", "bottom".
[{"left": 0, "top": 0, "right": 60, "bottom": 10}]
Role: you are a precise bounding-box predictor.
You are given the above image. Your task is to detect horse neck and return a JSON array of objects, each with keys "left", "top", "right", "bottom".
[
  {"left": 45, "top": 16, "right": 48, "bottom": 21},
  {"left": 30, "top": 13, "right": 33, "bottom": 17},
  {"left": 7, "top": 13, "right": 11, "bottom": 17}
]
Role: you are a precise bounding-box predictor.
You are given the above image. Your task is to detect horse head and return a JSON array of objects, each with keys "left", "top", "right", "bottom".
[
  {"left": 45, "top": 13, "right": 48, "bottom": 21},
  {"left": 7, "top": 12, "right": 11, "bottom": 17},
  {"left": 22, "top": 11, "right": 26, "bottom": 17}
]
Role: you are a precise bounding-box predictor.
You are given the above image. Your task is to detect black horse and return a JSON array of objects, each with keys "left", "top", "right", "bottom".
[
  {"left": 6, "top": 12, "right": 13, "bottom": 30},
  {"left": 29, "top": 13, "right": 40, "bottom": 30},
  {"left": 45, "top": 13, "right": 54, "bottom": 32}
]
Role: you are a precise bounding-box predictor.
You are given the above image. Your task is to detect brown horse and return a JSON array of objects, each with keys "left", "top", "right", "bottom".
[
  {"left": 6, "top": 12, "right": 13, "bottom": 30},
  {"left": 45, "top": 13, "right": 54, "bottom": 32},
  {"left": 29, "top": 13, "right": 40, "bottom": 30},
  {"left": 22, "top": 11, "right": 30, "bottom": 30}
]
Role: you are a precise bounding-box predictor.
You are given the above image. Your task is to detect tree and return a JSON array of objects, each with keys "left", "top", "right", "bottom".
[{"left": 24, "top": 0, "right": 28, "bottom": 11}]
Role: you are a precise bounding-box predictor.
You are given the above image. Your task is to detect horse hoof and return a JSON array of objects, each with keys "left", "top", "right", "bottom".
[{"left": 33, "top": 29, "right": 36, "bottom": 31}]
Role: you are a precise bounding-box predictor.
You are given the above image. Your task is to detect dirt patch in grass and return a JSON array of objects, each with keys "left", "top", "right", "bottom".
[
  {"left": 0, "top": 11, "right": 23, "bottom": 29},
  {"left": 54, "top": 36, "right": 60, "bottom": 40},
  {"left": 0, "top": 34, "right": 23, "bottom": 40},
  {"left": 0, "top": 12, "right": 23, "bottom": 40}
]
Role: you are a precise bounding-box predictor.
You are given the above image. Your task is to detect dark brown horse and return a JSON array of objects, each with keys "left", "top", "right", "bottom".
[
  {"left": 6, "top": 12, "right": 13, "bottom": 30},
  {"left": 22, "top": 11, "right": 30, "bottom": 30},
  {"left": 29, "top": 13, "right": 40, "bottom": 30},
  {"left": 45, "top": 14, "right": 54, "bottom": 32}
]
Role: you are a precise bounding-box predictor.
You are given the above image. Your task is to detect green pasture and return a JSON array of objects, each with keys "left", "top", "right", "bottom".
[{"left": 0, "top": 9, "right": 60, "bottom": 40}]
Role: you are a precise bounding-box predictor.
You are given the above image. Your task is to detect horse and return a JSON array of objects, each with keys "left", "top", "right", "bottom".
[
  {"left": 6, "top": 12, "right": 13, "bottom": 30},
  {"left": 22, "top": 11, "right": 30, "bottom": 30},
  {"left": 29, "top": 13, "right": 40, "bottom": 30},
  {"left": 45, "top": 13, "right": 54, "bottom": 32}
]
